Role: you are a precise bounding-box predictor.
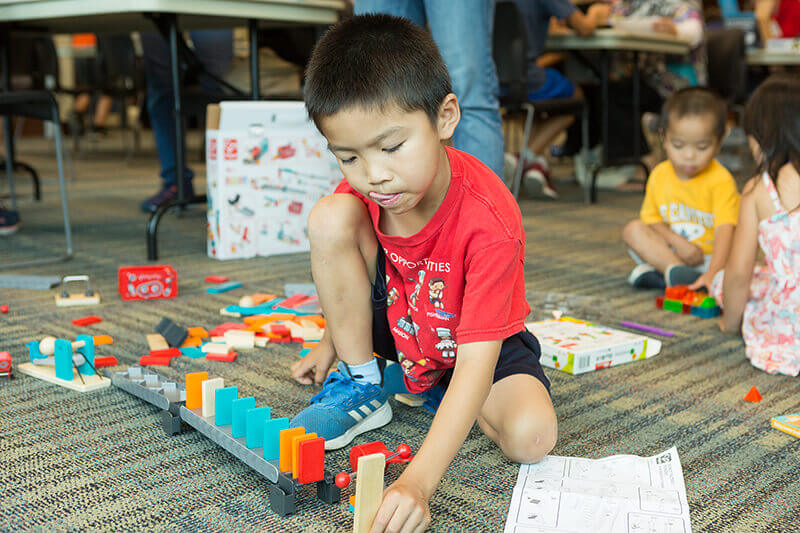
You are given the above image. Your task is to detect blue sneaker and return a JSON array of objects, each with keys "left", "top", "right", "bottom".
[
  {"left": 382, "top": 361, "right": 446, "bottom": 414},
  {"left": 290, "top": 362, "right": 392, "bottom": 450}
]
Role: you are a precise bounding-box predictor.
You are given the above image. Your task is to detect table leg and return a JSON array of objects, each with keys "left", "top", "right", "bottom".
[
  {"left": 589, "top": 49, "right": 609, "bottom": 204},
  {"left": 632, "top": 51, "right": 640, "bottom": 162},
  {"left": 250, "top": 19, "right": 260, "bottom": 100},
  {"left": 1, "top": 35, "right": 18, "bottom": 211}
]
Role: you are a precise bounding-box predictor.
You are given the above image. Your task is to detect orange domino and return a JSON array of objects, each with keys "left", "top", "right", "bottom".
[
  {"left": 303, "top": 315, "right": 326, "bottom": 327},
  {"left": 251, "top": 293, "right": 277, "bottom": 305},
  {"left": 185, "top": 371, "right": 209, "bottom": 409},
  {"left": 292, "top": 432, "right": 318, "bottom": 479},
  {"left": 188, "top": 327, "right": 209, "bottom": 338},
  {"left": 181, "top": 336, "right": 203, "bottom": 348},
  {"left": 302, "top": 341, "right": 320, "bottom": 349},
  {"left": 93, "top": 334, "right": 114, "bottom": 346},
  {"left": 279, "top": 427, "right": 305, "bottom": 473},
  {"left": 244, "top": 316, "right": 271, "bottom": 327}
]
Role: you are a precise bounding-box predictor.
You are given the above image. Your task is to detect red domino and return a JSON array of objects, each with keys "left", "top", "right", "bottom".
[
  {"left": 139, "top": 355, "right": 171, "bottom": 366},
  {"left": 298, "top": 437, "right": 325, "bottom": 484},
  {"left": 149, "top": 348, "right": 182, "bottom": 357},
  {"left": 291, "top": 337, "right": 305, "bottom": 343},
  {"left": 72, "top": 316, "right": 102, "bottom": 327},
  {"left": 280, "top": 294, "right": 310, "bottom": 308},
  {"left": 208, "top": 323, "right": 248, "bottom": 337},
  {"left": 269, "top": 324, "right": 290, "bottom": 336},
  {"left": 94, "top": 356, "right": 118, "bottom": 368},
  {"left": 206, "top": 352, "right": 238, "bottom": 362},
  {"left": 205, "top": 275, "right": 230, "bottom": 283}
]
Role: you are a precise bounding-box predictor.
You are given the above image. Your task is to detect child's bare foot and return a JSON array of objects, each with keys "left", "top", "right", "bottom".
[{"left": 291, "top": 333, "right": 337, "bottom": 385}]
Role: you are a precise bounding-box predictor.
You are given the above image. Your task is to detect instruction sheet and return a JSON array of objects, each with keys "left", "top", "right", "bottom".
[{"left": 504, "top": 447, "right": 692, "bottom": 533}]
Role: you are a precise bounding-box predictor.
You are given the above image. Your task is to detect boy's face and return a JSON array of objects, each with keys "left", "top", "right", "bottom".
[
  {"left": 663, "top": 112, "right": 721, "bottom": 180},
  {"left": 319, "top": 95, "right": 459, "bottom": 231}
]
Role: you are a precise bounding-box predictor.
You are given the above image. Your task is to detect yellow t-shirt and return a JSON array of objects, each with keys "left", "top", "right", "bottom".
[{"left": 640, "top": 159, "right": 740, "bottom": 255}]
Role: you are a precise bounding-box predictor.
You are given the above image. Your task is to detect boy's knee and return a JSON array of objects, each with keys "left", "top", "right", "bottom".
[
  {"left": 308, "top": 194, "right": 370, "bottom": 244},
  {"left": 622, "top": 219, "right": 644, "bottom": 245},
  {"left": 500, "top": 414, "right": 558, "bottom": 464}
]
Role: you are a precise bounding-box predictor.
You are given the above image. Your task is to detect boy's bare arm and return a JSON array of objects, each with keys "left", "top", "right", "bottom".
[
  {"left": 648, "top": 222, "right": 704, "bottom": 266},
  {"left": 371, "top": 340, "right": 500, "bottom": 532}
]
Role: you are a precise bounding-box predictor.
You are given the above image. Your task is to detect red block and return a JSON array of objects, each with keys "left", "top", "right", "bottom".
[
  {"left": 291, "top": 337, "right": 305, "bottom": 343},
  {"left": 205, "top": 275, "right": 230, "bottom": 283},
  {"left": 139, "top": 355, "right": 171, "bottom": 366},
  {"left": 297, "top": 437, "right": 325, "bottom": 484},
  {"left": 655, "top": 296, "right": 664, "bottom": 309},
  {"left": 280, "top": 293, "right": 310, "bottom": 309},
  {"left": 744, "top": 385, "right": 762, "bottom": 402},
  {"left": 72, "top": 315, "right": 102, "bottom": 327},
  {"left": 269, "top": 324, "right": 290, "bottom": 336},
  {"left": 272, "top": 336, "right": 291, "bottom": 343},
  {"left": 149, "top": 348, "right": 182, "bottom": 358},
  {"left": 665, "top": 286, "right": 688, "bottom": 300},
  {"left": 207, "top": 323, "right": 248, "bottom": 337},
  {"left": 206, "top": 351, "right": 238, "bottom": 362},
  {"left": 94, "top": 356, "right": 118, "bottom": 368}
]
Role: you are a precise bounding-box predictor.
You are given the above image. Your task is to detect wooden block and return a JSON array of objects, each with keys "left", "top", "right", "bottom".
[
  {"left": 188, "top": 327, "right": 209, "bottom": 338},
  {"left": 297, "top": 437, "right": 325, "bottom": 484},
  {"left": 17, "top": 362, "right": 111, "bottom": 392},
  {"left": 251, "top": 293, "right": 277, "bottom": 305},
  {"left": 254, "top": 336, "right": 268, "bottom": 347},
  {"left": 206, "top": 352, "right": 238, "bottom": 362},
  {"left": 220, "top": 308, "right": 242, "bottom": 317},
  {"left": 353, "top": 453, "right": 386, "bottom": 533},
  {"left": 279, "top": 427, "right": 305, "bottom": 473},
  {"left": 146, "top": 334, "right": 169, "bottom": 351},
  {"left": 201, "top": 377, "right": 225, "bottom": 418},
  {"left": 394, "top": 393, "right": 425, "bottom": 407},
  {"left": 185, "top": 371, "right": 209, "bottom": 410},
  {"left": 244, "top": 316, "right": 271, "bottom": 327},
  {"left": 224, "top": 329, "right": 255, "bottom": 349},
  {"left": 291, "top": 432, "right": 318, "bottom": 479},
  {"left": 181, "top": 336, "right": 203, "bottom": 348},
  {"left": 201, "top": 342, "right": 230, "bottom": 354},
  {"left": 149, "top": 348, "right": 181, "bottom": 358},
  {"left": 210, "top": 336, "right": 227, "bottom": 343},
  {"left": 139, "top": 355, "right": 171, "bottom": 366},
  {"left": 93, "top": 334, "right": 114, "bottom": 346}
]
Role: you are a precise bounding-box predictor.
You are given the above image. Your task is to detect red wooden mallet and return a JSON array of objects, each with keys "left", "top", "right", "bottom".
[{"left": 335, "top": 442, "right": 413, "bottom": 489}]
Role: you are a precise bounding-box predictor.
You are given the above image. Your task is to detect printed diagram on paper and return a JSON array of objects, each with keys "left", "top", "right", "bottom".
[{"left": 504, "top": 447, "right": 691, "bottom": 533}]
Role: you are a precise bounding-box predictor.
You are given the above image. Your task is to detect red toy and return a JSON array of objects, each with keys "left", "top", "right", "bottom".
[
  {"left": 72, "top": 315, "right": 102, "bottom": 327},
  {"left": 744, "top": 386, "right": 763, "bottom": 402},
  {"left": 118, "top": 265, "right": 178, "bottom": 300},
  {"left": 0, "top": 351, "right": 13, "bottom": 378},
  {"left": 205, "top": 275, "right": 230, "bottom": 283},
  {"left": 335, "top": 442, "right": 414, "bottom": 489},
  {"left": 0, "top": 304, "right": 8, "bottom": 314}
]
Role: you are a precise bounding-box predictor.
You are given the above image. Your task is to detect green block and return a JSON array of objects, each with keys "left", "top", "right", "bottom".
[
  {"left": 663, "top": 299, "right": 683, "bottom": 313},
  {"left": 699, "top": 296, "right": 717, "bottom": 308}
]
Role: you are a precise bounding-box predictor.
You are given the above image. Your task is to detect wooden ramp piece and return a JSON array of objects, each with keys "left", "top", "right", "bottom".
[{"left": 353, "top": 452, "right": 386, "bottom": 533}]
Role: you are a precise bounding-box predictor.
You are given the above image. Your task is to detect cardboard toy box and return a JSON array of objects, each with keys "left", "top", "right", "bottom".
[
  {"left": 206, "top": 101, "right": 341, "bottom": 260},
  {"left": 525, "top": 316, "right": 662, "bottom": 375}
]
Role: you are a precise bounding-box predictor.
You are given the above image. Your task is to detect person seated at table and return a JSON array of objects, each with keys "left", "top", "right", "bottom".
[
  {"left": 755, "top": 0, "right": 800, "bottom": 41},
  {"left": 139, "top": 30, "right": 233, "bottom": 213},
  {"left": 505, "top": 0, "right": 609, "bottom": 199},
  {"left": 622, "top": 87, "right": 739, "bottom": 289}
]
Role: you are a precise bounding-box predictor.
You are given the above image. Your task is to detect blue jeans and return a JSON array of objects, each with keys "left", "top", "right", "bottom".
[
  {"left": 355, "top": 0, "right": 505, "bottom": 178},
  {"left": 141, "top": 30, "right": 233, "bottom": 187}
]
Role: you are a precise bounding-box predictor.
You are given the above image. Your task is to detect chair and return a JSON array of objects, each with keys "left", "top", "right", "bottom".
[
  {"left": 706, "top": 28, "right": 748, "bottom": 107},
  {"left": 493, "top": 0, "right": 590, "bottom": 202},
  {"left": 1, "top": 91, "right": 73, "bottom": 268}
]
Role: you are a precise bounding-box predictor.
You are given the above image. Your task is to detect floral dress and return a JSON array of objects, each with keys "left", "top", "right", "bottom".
[{"left": 711, "top": 173, "right": 800, "bottom": 376}]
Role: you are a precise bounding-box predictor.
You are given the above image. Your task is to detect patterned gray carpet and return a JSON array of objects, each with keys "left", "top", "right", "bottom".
[{"left": 1, "top": 136, "right": 798, "bottom": 532}]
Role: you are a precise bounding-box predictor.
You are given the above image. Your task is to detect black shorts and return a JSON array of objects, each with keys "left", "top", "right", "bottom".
[{"left": 370, "top": 247, "right": 550, "bottom": 394}]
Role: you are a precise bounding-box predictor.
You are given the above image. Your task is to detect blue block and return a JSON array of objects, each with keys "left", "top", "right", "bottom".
[
  {"left": 231, "top": 397, "right": 255, "bottom": 438},
  {"left": 691, "top": 306, "right": 721, "bottom": 319},
  {"left": 262, "top": 417, "right": 289, "bottom": 460},
  {"left": 180, "top": 347, "right": 205, "bottom": 359},
  {"left": 75, "top": 334, "right": 95, "bottom": 376},
  {"left": 206, "top": 281, "right": 243, "bottom": 294},
  {"left": 245, "top": 406, "right": 271, "bottom": 449},
  {"left": 299, "top": 348, "right": 311, "bottom": 358},
  {"left": 54, "top": 339, "right": 74, "bottom": 381},
  {"left": 214, "top": 386, "right": 238, "bottom": 426}
]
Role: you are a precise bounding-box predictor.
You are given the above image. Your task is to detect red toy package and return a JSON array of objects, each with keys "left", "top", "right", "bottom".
[{"left": 118, "top": 265, "right": 178, "bottom": 300}]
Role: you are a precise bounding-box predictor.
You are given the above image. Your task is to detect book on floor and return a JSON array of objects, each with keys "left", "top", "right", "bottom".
[{"left": 771, "top": 413, "right": 800, "bottom": 440}]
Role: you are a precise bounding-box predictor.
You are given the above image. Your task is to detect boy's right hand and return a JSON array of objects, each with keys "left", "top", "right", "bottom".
[{"left": 291, "top": 340, "right": 337, "bottom": 385}]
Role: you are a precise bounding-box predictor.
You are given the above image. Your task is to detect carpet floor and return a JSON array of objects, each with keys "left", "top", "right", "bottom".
[{"left": 1, "top": 134, "right": 798, "bottom": 532}]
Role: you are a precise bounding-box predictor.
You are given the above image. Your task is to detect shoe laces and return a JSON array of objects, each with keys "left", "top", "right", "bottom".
[{"left": 309, "top": 371, "right": 365, "bottom": 405}]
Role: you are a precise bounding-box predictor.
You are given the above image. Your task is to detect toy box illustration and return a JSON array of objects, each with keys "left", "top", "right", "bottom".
[
  {"left": 206, "top": 101, "right": 342, "bottom": 260},
  {"left": 525, "top": 316, "right": 662, "bottom": 375}
]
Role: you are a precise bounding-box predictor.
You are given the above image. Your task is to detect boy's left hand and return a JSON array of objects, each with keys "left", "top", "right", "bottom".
[
  {"left": 369, "top": 478, "right": 431, "bottom": 533},
  {"left": 688, "top": 271, "right": 713, "bottom": 291}
]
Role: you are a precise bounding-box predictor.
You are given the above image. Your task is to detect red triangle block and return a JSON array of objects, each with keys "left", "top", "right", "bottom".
[{"left": 744, "top": 386, "right": 762, "bottom": 402}]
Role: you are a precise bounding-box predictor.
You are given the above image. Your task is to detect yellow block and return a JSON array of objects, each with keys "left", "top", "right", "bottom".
[
  {"left": 279, "top": 427, "right": 305, "bottom": 473},
  {"left": 185, "top": 372, "right": 209, "bottom": 409},
  {"left": 291, "top": 432, "right": 317, "bottom": 479}
]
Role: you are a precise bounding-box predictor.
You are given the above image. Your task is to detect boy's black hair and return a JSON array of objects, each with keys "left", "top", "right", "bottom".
[
  {"left": 304, "top": 14, "right": 452, "bottom": 130},
  {"left": 743, "top": 73, "right": 800, "bottom": 183},
  {"left": 660, "top": 87, "right": 727, "bottom": 140}
]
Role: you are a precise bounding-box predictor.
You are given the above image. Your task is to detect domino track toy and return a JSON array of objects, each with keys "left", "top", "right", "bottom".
[
  {"left": 110, "top": 366, "right": 339, "bottom": 516},
  {"left": 656, "top": 285, "right": 721, "bottom": 318}
]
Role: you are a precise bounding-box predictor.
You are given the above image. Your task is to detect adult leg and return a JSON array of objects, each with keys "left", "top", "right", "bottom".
[
  {"left": 354, "top": 0, "right": 426, "bottom": 26},
  {"left": 425, "top": 0, "right": 505, "bottom": 178},
  {"left": 477, "top": 374, "right": 557, "bottom": 463},
  {"left": 188, "top": 29, "right": 234, "bottom": 94}
]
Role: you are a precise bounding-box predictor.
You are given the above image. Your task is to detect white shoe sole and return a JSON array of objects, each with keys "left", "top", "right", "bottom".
[
  {"left": 0, "top": 224, "right": 19, "bottom": 236},
  {"left": 324, "top": 401, "right": 393, "bottom": 450}
]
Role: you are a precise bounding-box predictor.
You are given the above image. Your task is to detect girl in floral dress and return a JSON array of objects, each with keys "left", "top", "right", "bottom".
[{"left": 711, "top": 74, "right": 800, "bottom": 376}]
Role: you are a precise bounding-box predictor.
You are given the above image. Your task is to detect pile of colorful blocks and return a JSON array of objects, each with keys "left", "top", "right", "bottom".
[{"left": 656, "top": 285, "right": 721, "bottom": 318}]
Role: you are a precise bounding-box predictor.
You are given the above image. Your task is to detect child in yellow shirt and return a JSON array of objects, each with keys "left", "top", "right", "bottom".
[{"left": 623, "top": 87, "right": 740, "bottom": 289}]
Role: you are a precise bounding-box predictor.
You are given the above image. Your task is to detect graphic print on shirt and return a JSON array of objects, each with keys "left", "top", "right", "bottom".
[
  {"left": 428, "top": 277, "right": 446, "bottom": 309},
  {"left": 659, "top": 203, "right": 713, "bottom": 243},
  {"left": 397, "top": 310, "right": 420, "bottom": 336},
  {"left": 385, "top": 273, "right": 399, "bottom": 306},
  {"left": 397, "top": 351, "right": 442, "bottom": 386},
  {"left": 434, "top": 327, "right": 456, "bottom": 359},
  {"left": 408, "top": 270, "right": 426, "bottom": 307}
]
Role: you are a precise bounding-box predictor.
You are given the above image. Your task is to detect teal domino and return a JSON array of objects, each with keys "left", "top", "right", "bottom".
[
  {"left": 262, "top": 417, "right": 289, "bottom": 460},
  {"left": 231, "top": 397, "right": 255, "bottom": 438},
  {"left": 245, "top": 406, "right": 271, "bottom": 449},
  {"left": 214, "top": 386, "right": 238, "bottom": 426}
]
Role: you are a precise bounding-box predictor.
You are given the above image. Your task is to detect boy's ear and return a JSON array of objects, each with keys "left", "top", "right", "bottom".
[{"left": 437, "top": 93, "right": 460, "bottom": 141}]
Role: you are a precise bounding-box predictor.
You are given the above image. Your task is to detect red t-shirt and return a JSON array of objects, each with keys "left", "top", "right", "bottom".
[
  {"left": 775, "top": 0, "right": 800, "bottom": 38},
  {"left": 335, "top": 146, "right": 530, "bottom": 392}
]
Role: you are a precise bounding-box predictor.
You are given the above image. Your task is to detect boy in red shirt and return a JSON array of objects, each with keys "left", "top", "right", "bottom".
[{"left": 290, "top": 14, "right": 557, "bottom": 532}]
